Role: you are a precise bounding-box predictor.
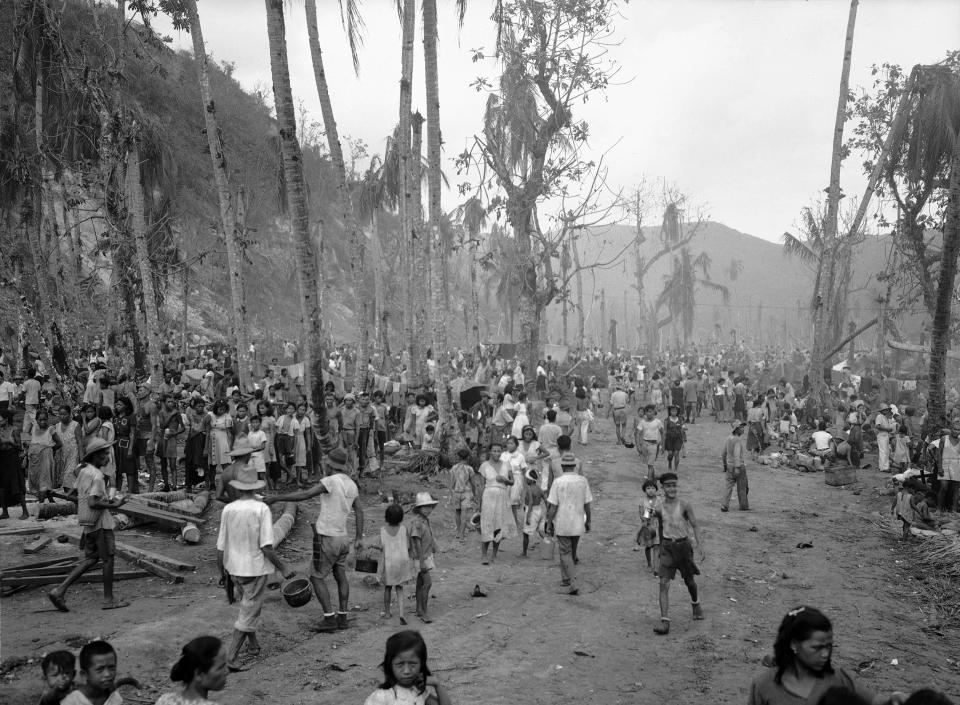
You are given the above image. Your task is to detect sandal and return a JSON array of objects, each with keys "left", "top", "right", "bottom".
[{"left": 102, "top": 600, "right": 130, "bottom": 610}]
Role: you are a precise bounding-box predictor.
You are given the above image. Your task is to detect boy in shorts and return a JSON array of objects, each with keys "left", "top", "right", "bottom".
[
  {"left": 653, "top": 472, "right": 704, "bottom": 635},
  {"left": 449, "top": 447, "right": 475, "bottom": 539},
  {"left": 634, "top": 404, "right": 664, "bottom": 480}
]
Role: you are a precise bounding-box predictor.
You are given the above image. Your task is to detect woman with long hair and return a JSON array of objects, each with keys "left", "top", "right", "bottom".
[
  {"left": 479, "top": 441, "right": 516, "bottom": 565},
  {"left": 113, "top": 397, "right": 136, "bottom": 493},
  {"left": 748, "top": 606, "right": 906, "bottom": 705}
]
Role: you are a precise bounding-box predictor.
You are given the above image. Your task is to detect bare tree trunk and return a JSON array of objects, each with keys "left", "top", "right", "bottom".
[
  {"left": 371, "top": 213, "right": 387, "bottom": 361},
  {"left": 399, "top": 0, "right": 416, "bottom": 385},
  {"left": 264, "top": 0, "right": 330, "bottom": 452},
  {"left": 185, "top": 0, "right": 250, "bottom": 390},
  {"left": 810, "top": 0, "right": 858, "bottom": 408},
  {"left": 126, "top": 134, "right": 163, "bottom": 380},
  {"left": 181, "top": 249, "right": 189, "bottom": 358},
  {"left": 927, "top": 137, "right": 960, "bottom": 428},
  {"left": 470, "top": 240, "right": 481, "bottom": 358},
  {"left": 573, "top": 236, "right": 584, "bottom": 351},
  {"left": 410, "top": 111, "right": 426, "bottom": 389},
  {"left": 305, "top": 0, "right": 368, "bottom": 392}
]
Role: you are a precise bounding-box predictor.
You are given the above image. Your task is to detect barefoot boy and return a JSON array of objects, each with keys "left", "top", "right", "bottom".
[
  {"left": 521, "top": 468, "right": 544, "bottom": 557},
  {"left": 653, "top": 472, "right": 704, "bottom": 635}
]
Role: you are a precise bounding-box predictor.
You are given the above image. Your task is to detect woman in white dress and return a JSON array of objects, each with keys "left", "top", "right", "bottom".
[
  {"left": 499, "top": 435, "right": 527, "bottom": 536},
  {"left": 479, "top": 442, "right": 515, "bottom": 565}
]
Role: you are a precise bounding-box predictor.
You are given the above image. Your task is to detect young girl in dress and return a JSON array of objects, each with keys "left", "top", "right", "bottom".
[
  {"left": 97, "top": 406, "right": 116, "bottom": 487},
  {"left": 276, "top": 402, "right": 298, "bottom": 486},
  {"left": 28, "top": 410, "right": 62, "bottom": 503},
  {"left": 500, "top": 435, "right": 528, "bottom": 534},
  {"left": 378, "top": 504, "right": 414, "bottom": 625},
  {"left": 256, "top": 401, "right": 279, "bottom": 490},
  {"left": 363, "top": 631, "right": 452, "bottom": 705},
  {"left": 663, "top": 405, "right": 685, "bottom": 472}
]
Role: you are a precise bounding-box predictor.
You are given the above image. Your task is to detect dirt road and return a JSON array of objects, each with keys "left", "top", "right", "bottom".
[{"left": 3, "top": 413, "right": 959, "bottom": 704}]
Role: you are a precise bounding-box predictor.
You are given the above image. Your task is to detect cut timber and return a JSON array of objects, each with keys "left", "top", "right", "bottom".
[
  {"left": 178, "top": 492, "right": 212, "bottom": 544},
  {"left": 22, "top": 536, "right": 52, "bottom": 554},
  {"left": 272, "top": 503, "right": 298, "bottom": 546},
  {"left": 37, "top": 503, "right": 76, "bottom": 519},
  {"left": 112, "top": 502, "right": 203, "bottom": 530},
  {"left": 4, "top": 562, "right": 82, "bottom": 578},
  {"left": 886, "top": 338, "right": 960, "bottom": 362},
  {"left": 1, "top": 570, "right": 152, "bottom": 588},
  {"left": 134, "top": 496, "right": 200, "bottom": 517},
  {"left": 4, "top": 556, "right": 78, "bottom": 571},
  {"left": 181, "top": 523, "right": 201, "bottom": 545},
  {"left": 138, "top": 490, "right": 191, "bottom": 502},
  {"left": 0, "top": 526, "right": 46, "bottom": 537},
  {"left": 113, "top": 513, "right": 148, "bottom": 531},
  {"left": 59, "top": 533, "right": 197, "bottom": 572}
]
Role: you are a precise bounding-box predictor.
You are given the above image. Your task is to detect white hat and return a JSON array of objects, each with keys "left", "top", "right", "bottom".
[{"left": 414, "top": 492, "right": 439, "bottom": 508}]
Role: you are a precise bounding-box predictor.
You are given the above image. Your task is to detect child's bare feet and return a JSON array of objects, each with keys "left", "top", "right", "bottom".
[
  {"left": 654, "top": 618, "right": 670, "bottom": 635},
  {"left": 19, "top": 511, "right": 29, "bottom": 519}
]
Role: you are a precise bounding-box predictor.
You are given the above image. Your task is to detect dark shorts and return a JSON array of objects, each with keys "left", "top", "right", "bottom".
[
  {"left": 80, "top": 529, "right": 115, "bottom": 561},
  {"left": 133, "top": 437, "right": 151, "bottom": 457},
  {"left": 659, "top": 537, "right": 699, "bottom": 581}
]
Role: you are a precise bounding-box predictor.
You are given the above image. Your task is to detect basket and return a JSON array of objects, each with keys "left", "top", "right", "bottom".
[
  {"left": 282, "top": 578, "right": 312, "bottom": 608},
  {"left": 824, "top": 466, "right": 857, "bottom": 486},
  {"left": 354, "top": 547, "right": 380, "bottom": 574}
]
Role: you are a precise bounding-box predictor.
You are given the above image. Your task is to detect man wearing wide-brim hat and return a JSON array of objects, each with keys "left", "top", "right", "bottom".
[
  {"left": 545, "top": 451, "right": 593, "bottom": 596},
  {"left": 216, "top": 438, "right": 259, "bottom": 504},
  {"left": 266, "top": 447, "right": 364, "bottom": 632},
  {"left": 721, "top": 420, "right": 749, "bottom": 512},
  {"left": 47, "top": 438, "right": 130, "bottom": 613},
  {"left": 217, "top": 460, "right": 294, "bottom": 670}
]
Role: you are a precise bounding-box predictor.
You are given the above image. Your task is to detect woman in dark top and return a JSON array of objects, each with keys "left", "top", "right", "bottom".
[
  {"left": 748, "top": 606, "right": 906, "bottom": 705},
  {"left": 113, "top": 396, "right": 136, "bottom": 493}
]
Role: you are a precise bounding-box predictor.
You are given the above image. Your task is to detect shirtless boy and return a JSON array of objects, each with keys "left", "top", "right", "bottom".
[{"left": 653, "top": 472, "right": 704, "bottom": 635}]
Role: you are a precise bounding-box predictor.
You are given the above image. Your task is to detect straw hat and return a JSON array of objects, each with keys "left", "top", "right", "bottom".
[
  {"left": 559, "top": 452, "right": 578, "bottom": 467},
  {"left": 82, "top": 437, "right": 115, "bottom": 460},
  {"left": 414, "top": 492, "right": 439, "bottom": 508},
  {"left": 228, "top": 439, "right": 259, "bottom": 458},
  {"left": 229, "top": 463, "right": 266, "bottom": 491}
]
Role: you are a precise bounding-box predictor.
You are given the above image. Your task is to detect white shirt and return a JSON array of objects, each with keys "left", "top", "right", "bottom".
[
  {"left": 315, "top": 473, "right": 359, "bottom": 537},
  {"left": 811, "top": 430, "right": 833, "bottom": 451},
  {"left": 248, "top": 429, "right": 268, "bottom": 473},
  {"left": 216, "top": 498, "right": 276, "bottom": 577},
  {"left": 0, "top": 380, "right": 17, "bottom": 402},
  {"left": 62, "top": 692, "right": 123, "bottom": 705},
  {"left": 547, "top": 472, "right": 593, "bottom": 536}
]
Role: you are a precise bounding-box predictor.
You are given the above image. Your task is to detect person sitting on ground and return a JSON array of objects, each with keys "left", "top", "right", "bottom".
[
  {"left": 155, "top": 635, "right": 230, "bottom": 705},
  {"left": 748, "top": 606, "right": 907, "bottom": 705},
  {"left": 809, "top": 421, "right": 836, "bottom": 467}
]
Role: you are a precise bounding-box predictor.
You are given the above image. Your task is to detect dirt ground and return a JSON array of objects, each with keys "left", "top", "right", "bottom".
[{"left": 3, "top": 412, "right": 960, "bottom": 704}]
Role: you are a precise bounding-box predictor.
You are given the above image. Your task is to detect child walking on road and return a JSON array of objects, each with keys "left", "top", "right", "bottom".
[
  {"left": 379, "top": 504, "right": 414, "bottom": 625},
  {"left": 654, "top": 472, "right": 704, "bottom": 635},
  {"left": 409, "top": 493, "right": 439, "bottom": 624},
  {"left": 721, "top": 421, "right": 749, "bottom": 512},
  {"left": 636, "top": 478, "right": 661, "bottom": 575}
]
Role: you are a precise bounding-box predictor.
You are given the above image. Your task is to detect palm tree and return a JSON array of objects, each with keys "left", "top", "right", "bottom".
[
  {"left": 459, "top": 196, "right": 487, "bottom": 357},
  {"left": 305, "top": 0, "right": 370, "bottom": 392},
  {"left": 184, "top": 0, "right": 250, "bottom": 390},
  {"left": 263, "top": 0, "right": 329, "bottom": 447},
  {"left": 655, "top": 248, "right": 730, "bottom": 350},
  {"left": 810, "top": 0, "right": 858, "bottom": 407},
  {"left": 728, "top": 258, "right": 743, "bottom": 282}
]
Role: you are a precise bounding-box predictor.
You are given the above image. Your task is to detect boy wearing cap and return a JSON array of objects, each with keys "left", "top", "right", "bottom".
[
  {"left": 48, "top": 439, "right": 130, "bottom": 612},
  {"left": 217, "top": 462, "right": 294, "bottom": 670},
  {"left": 266, "top": 447, "right": 364, "bottom": 632},
  {"left": 545, "top": 452, "right": 593, "bottom": 595},
  {"left": 721, "top": 421, "right": 749, "bottom": 511},
  {"left": 410, "top": 492, "right": 439, "bottom": 623},
  {"left": 653, "top": 472, "right": 704, "bottom": 634}
]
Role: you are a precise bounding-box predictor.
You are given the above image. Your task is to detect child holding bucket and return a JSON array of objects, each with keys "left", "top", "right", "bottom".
[{"left": 378, "top": 504, "right": 414, "bottom": 625}]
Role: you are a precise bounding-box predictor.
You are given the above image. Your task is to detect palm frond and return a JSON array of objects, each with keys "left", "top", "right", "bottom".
[
  {"left": 782, "top": 231, "right": 820, "bottom": 266},
  {"left": 699, "top": 278, "right": 730, "bottom": 305},
  {"left": 337, "top": 0, "right": 366, "bottom": 74}
]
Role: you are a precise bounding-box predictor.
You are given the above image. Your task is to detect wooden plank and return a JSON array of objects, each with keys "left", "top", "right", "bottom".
[
  {"left": 23, "top": 536, "right": 52, "bottom": 554},
  {"left": 50, "top": 491, "right": 203, "bottom": 526},
  {"left": 116, "top": 553, "right": 184, "bottom": 584},
  {"left": 0, "top": 526, "right": 46, "bottom": 537},
  {"left": 59, "top": 533, "right": 197, "bottom": 571},
  {"left": 3, "top": 556, "right": 79, "bottom": 571},
  {"left": 1, "top": 570, "right": 152, "bottom": 587},
  {"left": 4, "top": 562, "right": 82, "bottom": 578}
]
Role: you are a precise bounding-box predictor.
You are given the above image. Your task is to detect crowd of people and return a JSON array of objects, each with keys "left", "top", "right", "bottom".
[{"left": 3, "top": 340, "right": 958, "bottom": 704}]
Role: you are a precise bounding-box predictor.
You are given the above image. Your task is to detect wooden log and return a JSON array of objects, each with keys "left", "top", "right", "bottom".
[
  {"left": 59, "top": 533, "right": 197, "bottom": 571},
  {"left": 131, "top": 496, "right": 199, "bottom": 517},
  {"left": 113, "top": 513, "right": 149, "bottom": 531},
  {"left": 1, "top": 570, "right": 152, "bottom": 588},
  {"left": 22, "top": 536, "right": 52, "bottom": 554},
  {"left": 110, "top": 503, "right": 201, "bottom": 530},
  {"left": 112, "top": 552, "right": 185, "bottom": 584},
  {"left": 272, "top": 503, "right": 298, "bottom": 547},
  {"left": 181, "top": 523, "right": 201, "bottom": 545},
  {"left": 137, "top": 490, "right": 191, "bottom": 502},
  {"left": 37, "top": 503, "right": 76, "bottom": 519}
]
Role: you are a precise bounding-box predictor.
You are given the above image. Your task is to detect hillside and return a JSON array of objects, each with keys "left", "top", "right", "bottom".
[{"left": 543, "top": 220, "right": 899, "bottom": 350}]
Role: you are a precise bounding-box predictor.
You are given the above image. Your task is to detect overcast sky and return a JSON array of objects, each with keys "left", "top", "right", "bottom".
[{"left": 163, "top": 0, "right": 959, "bottom": 243}]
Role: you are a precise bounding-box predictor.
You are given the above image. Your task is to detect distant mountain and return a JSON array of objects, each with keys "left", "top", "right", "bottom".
[{"left": 544, "top": 220, "right": 896, "bottom": 350}]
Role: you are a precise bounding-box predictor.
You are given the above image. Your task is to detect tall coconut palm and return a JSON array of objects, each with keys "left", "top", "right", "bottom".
[
  {"left": 809, "top": 0, "right": 858, "bottom": 407},
  {"left": 656, "top": 248, "right": 730, "bottom": 350},
  {"left": 184, "top": 0, "right": 250, "bottom": 390},
  {"left": 305, "top": 0, "right": 371, "bottom": 392},
  {"left": 263, "top": 0, "right": 329, "bottom": 447},
  {"left": 459, "top": 196, "right": 487, "bottom": 357},
  {"left": 397, "top": 0, "right": 418, "bottom": 383}
]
